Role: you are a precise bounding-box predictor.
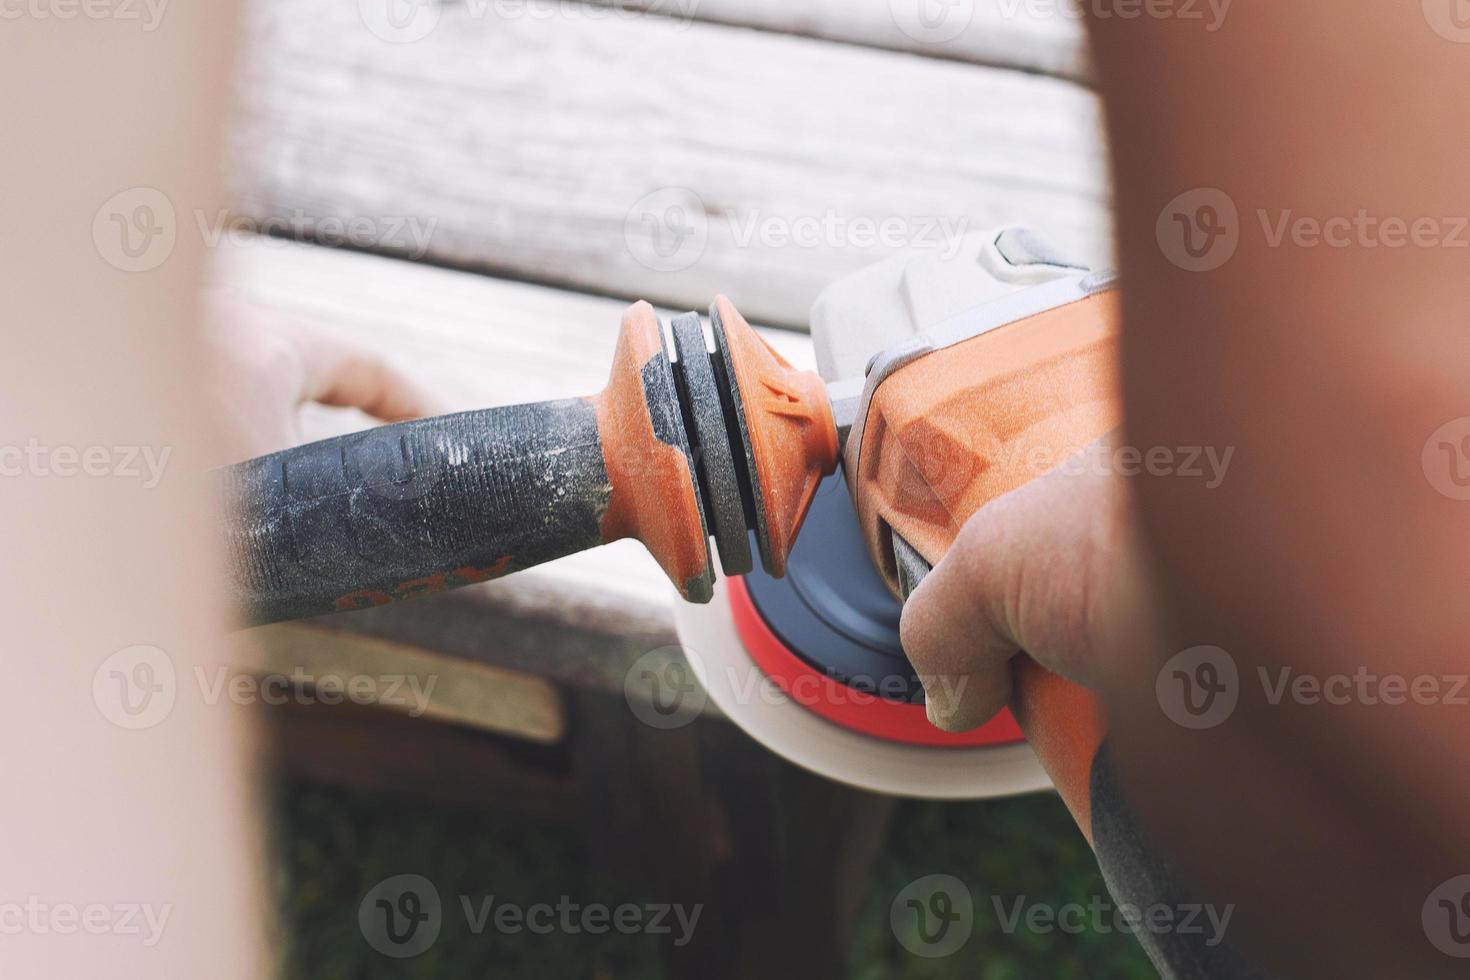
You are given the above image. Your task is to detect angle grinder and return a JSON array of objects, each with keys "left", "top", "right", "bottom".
[{"left": 220, "top": 227, "right": 1119, "bottom": 814}]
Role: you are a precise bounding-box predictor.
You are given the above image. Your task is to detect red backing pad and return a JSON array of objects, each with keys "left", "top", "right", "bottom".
[{"left": 727, "top": 576, "right": 1025, "bottom": 748}]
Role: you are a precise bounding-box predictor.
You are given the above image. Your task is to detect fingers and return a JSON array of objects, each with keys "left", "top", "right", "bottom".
[
  {"left": 900, "top": 505, "right": 1024, "bottom": 732},
  {"left": 295, "top": 332, "right": 438, "bottom": 423},
  {"left": 900, "top": 446, "right": 1132, "bottom": 732},
  {"left": 202, "top": 295, "right": 441, "bottom": 461}
]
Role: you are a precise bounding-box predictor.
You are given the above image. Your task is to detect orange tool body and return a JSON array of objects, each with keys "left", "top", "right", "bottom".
[{"left": 845, "top": 279, "right": 1119, "bottom": 827}]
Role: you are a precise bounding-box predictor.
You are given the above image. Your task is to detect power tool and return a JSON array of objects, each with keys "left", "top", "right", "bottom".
[{"left": 220, "top": 227, "right": 1118, "bottom": 822}]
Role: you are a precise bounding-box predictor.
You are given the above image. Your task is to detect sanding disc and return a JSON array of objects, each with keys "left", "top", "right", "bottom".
[
  {"left": 669, "top": 424, "right": 1049, "bottom": 797},
  {"left": 674, "top": 579, "right": 1052, "bottom": 799}
]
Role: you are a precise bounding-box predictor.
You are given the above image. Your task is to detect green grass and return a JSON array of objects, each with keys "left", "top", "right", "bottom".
[
  {"left": 269, "top": 780, "right": 662, "bottom": 980},
  {"left": 270, "top": 778, "right": 1155, "bottom": 979},
  {"left": 852, "top": 794, "right": 1157, "bottom": 980}
]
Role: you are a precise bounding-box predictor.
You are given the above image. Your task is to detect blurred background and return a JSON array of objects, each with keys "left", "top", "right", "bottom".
[{"left": 211, "top": 0, "right": 1120, "bottom": 975}]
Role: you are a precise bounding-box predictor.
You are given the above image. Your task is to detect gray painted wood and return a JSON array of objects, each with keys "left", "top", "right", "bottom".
[
  {"left": 593, "top": 0, "right": 1091, "bottom": 80},
  {"left": 234, "top": 0, "right": 1111, "bottom": 329}
]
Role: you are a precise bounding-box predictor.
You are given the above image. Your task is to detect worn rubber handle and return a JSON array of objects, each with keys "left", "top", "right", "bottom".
[
  {"left": 220, "top": 399, "right": 612, "bottom": 626},
  {"left": 218, "top": 297, "right": 838, "bottom": 628}
]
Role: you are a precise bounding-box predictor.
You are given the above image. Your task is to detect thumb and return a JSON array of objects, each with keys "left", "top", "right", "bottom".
[
  {"left": 899, "top": 501, "right": 1025, "bottom": 733},
  {"left": 899, "top": 447, "right": 1127, "bottom": 732}
]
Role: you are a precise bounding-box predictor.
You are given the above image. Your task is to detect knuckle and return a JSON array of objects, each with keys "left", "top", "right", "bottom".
[{"left": 898, "top": 599, "right": 928, "bottom": 661}]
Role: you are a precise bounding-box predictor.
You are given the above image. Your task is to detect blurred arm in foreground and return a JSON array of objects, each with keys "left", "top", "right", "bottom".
[
  {"left": 0, "top": 9, "right": 264, "bottom": 980},
  {"left": 904, "top": 4, "right": 1470, "bottom": 977}
]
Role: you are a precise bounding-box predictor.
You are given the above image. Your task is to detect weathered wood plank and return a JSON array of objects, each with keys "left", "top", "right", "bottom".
[
  {"left": 234, "top": 0, "right": 1111, "bottom": 328},
  {"left": 263, "top": 697, "right": 582, "bottom": 818},
  {"left": 603, "top": 0, "right": 1090, "bottom": 81},
  {"left": 236, "top": 622, "right": 568, "bottom": 741},
  {"left": 211, "top": 235, "right": 813, "bottom": 430}
]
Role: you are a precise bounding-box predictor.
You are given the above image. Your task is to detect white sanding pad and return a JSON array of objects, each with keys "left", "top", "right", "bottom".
[{"left": 673, "top": 578, "right": 1053, "bottom": 800}]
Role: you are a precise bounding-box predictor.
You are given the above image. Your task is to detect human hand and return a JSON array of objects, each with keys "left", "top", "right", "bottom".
[
  {"left": 205, "top": 298, "right": 438, "bottom": 463},
  {"left": 900, "top": 438, "right": 1157, "bottom": 732}
]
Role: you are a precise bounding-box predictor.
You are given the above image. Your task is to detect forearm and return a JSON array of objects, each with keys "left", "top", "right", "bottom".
[{"left": 1086, "top": 4, "right": 1470, "bottom": 975}]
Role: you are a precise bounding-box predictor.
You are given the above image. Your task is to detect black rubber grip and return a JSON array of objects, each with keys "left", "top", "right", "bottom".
[
  {"left": 891, "top": 531, "right": 933, "bottom": 602},
  {"left": 219, "top": 400, "right": 612, "bottom": 626}
]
